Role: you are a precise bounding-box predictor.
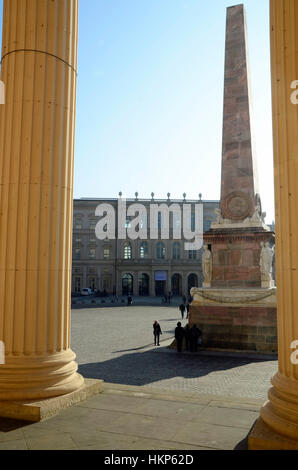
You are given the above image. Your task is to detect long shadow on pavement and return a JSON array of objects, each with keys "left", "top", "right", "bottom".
[{"left": 78, "top": 348, "right": 275, "bottom": 388}]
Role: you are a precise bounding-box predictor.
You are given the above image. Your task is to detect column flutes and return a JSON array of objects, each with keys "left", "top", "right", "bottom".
[
  {"left": 259, "top": 0, "right": 298, "bottom": 439},
  {"left": 0, "top": 0, "right": 84, "bottom": 399}
]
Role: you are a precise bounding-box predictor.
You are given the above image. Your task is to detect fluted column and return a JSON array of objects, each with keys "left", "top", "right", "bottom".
[
  {"left": 0, "top": 0, "right": 84, "bottom": 400},
  {"left": 256, "top": 0, "right": 298, "bottom": 441}
]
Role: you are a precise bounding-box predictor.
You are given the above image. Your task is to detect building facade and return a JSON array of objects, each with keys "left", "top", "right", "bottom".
[{"left": 71, "top": 197, "right": 219, "bottom": 297}]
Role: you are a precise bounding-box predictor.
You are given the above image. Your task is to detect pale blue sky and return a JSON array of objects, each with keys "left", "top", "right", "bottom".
[{"left": 0, "top": 0, "right": 275, "bottom": 222}]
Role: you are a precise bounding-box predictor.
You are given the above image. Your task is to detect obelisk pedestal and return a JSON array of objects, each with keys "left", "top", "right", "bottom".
[{"left": 0, "top": 0, "right": 103, "bottom": 419}]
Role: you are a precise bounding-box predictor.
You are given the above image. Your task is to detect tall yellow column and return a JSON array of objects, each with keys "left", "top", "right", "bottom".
[
  {"left": 249, "top": 0, "right": 298, "bottom": 448},
  {"left": 0, "top": 0, "right": 84, "bottom": 400}
]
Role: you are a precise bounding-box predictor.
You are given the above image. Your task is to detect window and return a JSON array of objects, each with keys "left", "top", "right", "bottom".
[
  {"left": 191, "top": 212, "right": 196, "bottom": 232},
  {"left": 89, "top": 236, "right": 97, "bottom": 244},
  {"left": 124, "top": 242, "right": 132, "bottom": 260},
  {"left": 89, "top": 219, "right": 97, "bottom": 230},
  {"left": 156, "top": 242, "right": 165, "bottom": 259},
  {"left": 74, "top": 248, "right": 81, "bottom": 260},
  {"left": 140, "top": 242, "right": 148, "bottom": 259},
  {"left": 103, "top": 248, "right": 110, "bottom": 259},
  {"left": 88, "top": 248, "right": 96, "bottom": 259},
  {"left": 173, "top": 242, "right": 180, "bottom": 260},
  {"left": 74, "top": 277, "right": 81, "bottom": 293},
  {"left": 204, "top": 220, "right": 211, "bottom": 232},
  {"left": 88, "top": 277, "right": 96, "bottom": 290},
  {"left": 74, "top": 236, "right": 81, "bottom": 244},
  {"left": 158, "top": 213, "right": 162, "bottom": 230},
  {"left": 74, "top": 218, "right": 82, "bottom": 230},
  {"left": 188, "top": 250, "right": 197, "bottom": 260}
]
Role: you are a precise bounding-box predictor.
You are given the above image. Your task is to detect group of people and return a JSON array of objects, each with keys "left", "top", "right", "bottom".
[
  {"left": 153, "top": 320, "right": 202, "bottom": 352},
  {"left": 175, "top": 322, "right": 202, "bottom": 353}
]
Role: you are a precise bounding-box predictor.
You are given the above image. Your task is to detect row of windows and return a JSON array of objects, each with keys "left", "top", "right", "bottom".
[
  {"left": 73, "top": 217, "right": 213, "bottom": 232},
  {"left": 74, "top": 242, "right": 198, "bottom": 261}
]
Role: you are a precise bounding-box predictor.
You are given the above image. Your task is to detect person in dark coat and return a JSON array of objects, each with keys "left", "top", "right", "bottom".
[
  {"left": 190, "top": 324, "right": 202, "bottom": 352},
  {"left": 186, "top": 303, "right": 190, "bottom": 319},
  {"left": 179, "top": 303, "right": 186, "bottom": 319},
  {"left": 184, "top": 324, "right": 191, "bottom": 351},
  {"left": 175, "top": 322, "right": 185, "bottom": 353},
  {"left": 153, "top": 321, "right": 162, "bottom": 346}
]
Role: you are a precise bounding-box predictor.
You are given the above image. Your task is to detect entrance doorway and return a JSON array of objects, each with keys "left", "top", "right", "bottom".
[
  {"left": 155, "top": 280, "right": 166, "bottom": 297},
  {"left": 139, "top": 273, "right": 149, "bottom": 296},
  {"left": 122, "top": 273, "right": 133, "bottom": 296}
]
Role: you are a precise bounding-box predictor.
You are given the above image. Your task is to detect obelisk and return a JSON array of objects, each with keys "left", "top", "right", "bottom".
[
  {"left": 220, "top": 4, "right": 259, "bottom": 222},
  {"left": 189, "top": 4, "right": 277, "bottom": 354}
]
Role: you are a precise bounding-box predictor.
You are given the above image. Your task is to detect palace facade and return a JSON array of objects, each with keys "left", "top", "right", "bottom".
[{"left": 71, "top": 196, "right": 219, "bottom": 297}]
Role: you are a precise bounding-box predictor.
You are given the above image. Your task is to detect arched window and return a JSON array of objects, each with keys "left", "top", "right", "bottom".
[
  {"left": 173, "top": 242, "right": 181, "bottom": 260},
  {"left": 123, "top": 242, "right": 132, "bottom": 259},
  {"left": 140, "top": 242, "right": 148, "bottom": 259},
  {"left": 156, "top": 242, "right": 165, "bottom": 259},
  {"left": 188, "top": 273, "right": 198, "bottom": 294}
]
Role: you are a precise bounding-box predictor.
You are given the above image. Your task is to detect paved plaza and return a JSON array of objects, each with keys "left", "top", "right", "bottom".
[
  {"left": 72, "top": 305, "right": 278, "bottom": 401},
  {"left": 0, "top": 305, "right": 279, "bottom": 450}
]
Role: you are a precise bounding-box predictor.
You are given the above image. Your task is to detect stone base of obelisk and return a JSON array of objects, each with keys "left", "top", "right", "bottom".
[
  {"left": 248, "top": 418, "right": 298, "bottom": 450},
  {"left": 189, "top": 288, "right": 277, "bottom": 354},
  {"left": 0, "top": 378, "right": 104, "bottom": 422}
]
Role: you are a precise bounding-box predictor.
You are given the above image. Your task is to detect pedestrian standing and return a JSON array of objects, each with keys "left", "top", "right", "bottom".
[
  {"left": 179, "top": 303, "right": 186, "bottom": 319},
  {"left": 175, "top": 322, "right": 185, "bottom": 353},
  {"left": 190, "top": 324, "right": 202, "bottom": 352},
  {"left": 184, "top": 324, "right": 191, "bottom": 351},
  {"left": 153, "top": 320, "right": 162, "bottom": 346}
]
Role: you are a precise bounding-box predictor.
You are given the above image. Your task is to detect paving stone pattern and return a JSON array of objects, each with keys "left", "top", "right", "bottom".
[{"left": 72, "top": 306, "right": 278, "bottom": 401}]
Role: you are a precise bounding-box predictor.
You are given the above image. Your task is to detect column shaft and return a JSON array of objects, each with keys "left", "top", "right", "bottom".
[
  {"left": 0, "top": 0, "right": 83, "bottom": 400},
  {"left": 259, "top": 0, "right": 298, "bottom": 439}
]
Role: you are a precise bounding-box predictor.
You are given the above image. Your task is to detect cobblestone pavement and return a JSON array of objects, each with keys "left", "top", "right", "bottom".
[{"left": 71, "top": 306, "right": 278, "bottom": 401}]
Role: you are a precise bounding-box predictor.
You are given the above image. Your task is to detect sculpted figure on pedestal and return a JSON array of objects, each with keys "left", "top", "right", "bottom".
[
  {"left": 260, "top": 242, "right": 275, "bottom": 282},
  {"left": 214, "top": 208, "right": 223, "bottom": 224},
  {"left": 202, "top": 245, "right": 212, "bottom": 284}
]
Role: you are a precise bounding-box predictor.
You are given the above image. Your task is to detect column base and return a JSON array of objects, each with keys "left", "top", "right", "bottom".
[
  {"left": 0, "top": 378, "right": 104, "bottom": 422},
  {"left": 0, "top": 349, "right": 85, "bottom": 400},
  {"left": 248, "top": 418, "right": 298, "bottom": 450}
]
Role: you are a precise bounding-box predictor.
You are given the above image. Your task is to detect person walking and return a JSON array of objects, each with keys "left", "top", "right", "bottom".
[
  {"left": 184, "top": 324, "right": 191, "bottom": 351},
  {"left": 179, "top": 303, "right": 186, "bottom": 319},
  {"left": 153, "top": 320, "right": 162, "bottom": 346},
  {"left": 190, "top": 324, "right": 202, "bottom": 352},
  {"left": 186, "top": 303, "right": 190, "bottom": 319},
  {"left": 175, "top": 322, "right": 185, "bottom": 353}
]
